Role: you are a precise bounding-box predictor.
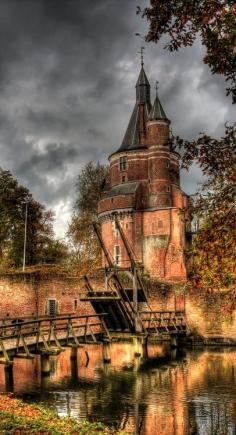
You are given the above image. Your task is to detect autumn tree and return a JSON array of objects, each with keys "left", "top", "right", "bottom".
[
  {"left": 139, "top": 0, "right": 236, "bottom": 102},
  {"left": 0, "top": 169, "right": 67, "bottom": 269},
  {"left": 139, "top": 0, "right": 236, "bottom": 288},
  {"left": 68, "top": 162, "right": 109, "bottom": 275},
  {"left": 173, "top": 124, "right": 236, "bottom": 288}
]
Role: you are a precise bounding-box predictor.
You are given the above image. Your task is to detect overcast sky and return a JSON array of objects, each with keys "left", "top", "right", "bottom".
[{"left": 0, "top": 0, "right": 235, "bottom": 237}]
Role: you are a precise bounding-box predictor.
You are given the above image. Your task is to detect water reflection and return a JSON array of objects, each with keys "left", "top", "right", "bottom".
[{"left": 0, "top": 343, "right": 235, "bottom": 434}]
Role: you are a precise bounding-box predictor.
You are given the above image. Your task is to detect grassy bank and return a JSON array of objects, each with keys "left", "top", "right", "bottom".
[{"left": 0, "top": 394, "right": 124, "bottom": 435}]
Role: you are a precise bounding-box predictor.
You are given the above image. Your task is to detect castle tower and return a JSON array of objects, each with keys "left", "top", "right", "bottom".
[{"left": 98, "top": 63, "right": 189, "bottom": 280}]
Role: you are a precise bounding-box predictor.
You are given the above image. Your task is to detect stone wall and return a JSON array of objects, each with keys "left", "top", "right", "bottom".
[
  {"left": 186, "top": 288, "right": 236, "bottom": 339},
  {"left": 145, "top": 282, "right": 236, "bottom": 339},
  {"left": 0, "top": 271, "right": 235, "bottom": 339},
  {"left": 0, "top": 270, "right": 95, "bottom": 318}
]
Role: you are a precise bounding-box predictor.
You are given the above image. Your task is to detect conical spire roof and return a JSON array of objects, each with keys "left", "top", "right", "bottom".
[
  {"left": 149, "top": 93, "right": 168, "bottom": 121},
  {"left": 135, "top": 66, "right": 151, "bottom": 104},
  {"left": 136, "top": 66, "right": 149, "bottom": 86},
  {"left": 115, "top": 66, "right": 151, "bottom": 153}
]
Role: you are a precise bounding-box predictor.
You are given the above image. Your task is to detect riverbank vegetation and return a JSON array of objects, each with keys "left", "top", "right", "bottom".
[{"left": 0, "top": 394, "right": 124, "bottom": 435}]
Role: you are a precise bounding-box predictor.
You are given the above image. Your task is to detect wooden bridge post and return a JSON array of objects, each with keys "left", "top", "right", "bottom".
[
  {"left": 70, "top": 346, "right": 78, "bottom": 360},
  {"left": 133, "top": 355, "right": 141, "bottom": 372},
  {"left": 70, "top": 346, "right": 78, "bottom": 381},
  {"left": 41, "top": 354, "right": 50, "bottom": 376},
  {"left": 103, "top": 343, "right": 111, "bottom": 363},
  {"left": 170, "top": 348, "right": 177, "bottom": 360},
  {"left": 170, "top": 335, "right": 178, "bottom": 348},
  {"left": 133, "top": 336, "right": 143, "bottom": 357},
  {"left": 142, "top": 335, "right": 148, "bottom": 359}
]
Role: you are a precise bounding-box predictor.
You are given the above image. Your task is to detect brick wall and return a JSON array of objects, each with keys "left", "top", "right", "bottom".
[
  {"left": 0, "top": 271, "right": 95, "bottom": 318},
  {"left": 98, "top": 194, "right": 134, "bottom": 214},
  {"left": 147, "top": 120, "right": 170, "bottom": 146},
  {"left": 101, "top": 214, "right": 139, "bottom": 266},
  {"left": 186, "top": 288, "right": 236, "bottom": 338},
  {"left": 144, "top": 282, "right": 236, "bottom": 339},
  {"left": 109, "top": 151, "right": 148, "bottom": 187},
  {"left": 0, "top": 272, "right": 235, "bottom": 339},
  {"left": 142, "top": 209, "right": 186, "bottom": 279},
  {"left": 99, "top": 120, "right": 188, "bottom": 280}
]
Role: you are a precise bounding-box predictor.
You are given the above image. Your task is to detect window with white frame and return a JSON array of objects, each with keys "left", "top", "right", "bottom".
[
  {"left": 114, "top": 245, "right": 121, "bottom": 265},
  {"left": 119, "top": 156, "right": 127, "bottom": 171}
]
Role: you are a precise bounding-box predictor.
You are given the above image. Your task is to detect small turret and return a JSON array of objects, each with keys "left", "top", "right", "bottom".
[
  {"left": 147, "top": 81, "right": 170, "bottom": 148},
  {"left": 149, "top": 93, "right": 168, "bottom": 121}
]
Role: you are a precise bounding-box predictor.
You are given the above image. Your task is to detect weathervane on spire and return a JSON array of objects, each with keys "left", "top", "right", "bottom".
[
  {"left": 138, "top": 46, "right": 145, "bottom": 66},
  {"left": 155, "top": 81, "right": 159, "bottom": 97}
]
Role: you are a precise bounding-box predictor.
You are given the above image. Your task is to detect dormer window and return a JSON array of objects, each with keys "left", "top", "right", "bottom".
[
  {"left": 121, "top": 175, "right": 128, "bottom": 183},
  {"left": 119, "top": 156, "right": 127, "bottom": 171}
]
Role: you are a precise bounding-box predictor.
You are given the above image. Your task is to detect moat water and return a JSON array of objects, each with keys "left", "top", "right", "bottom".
[{"left": 0, "top": 343, "right": 235, "bottom": 434}]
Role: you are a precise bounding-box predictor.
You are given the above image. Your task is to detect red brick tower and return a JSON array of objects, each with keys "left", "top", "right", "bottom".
[{"left": 98, "top": 63, "right": 189, "bottom": 280}]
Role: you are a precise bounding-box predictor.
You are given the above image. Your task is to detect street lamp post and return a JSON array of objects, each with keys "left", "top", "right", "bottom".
[{"left": 23, "top": 201, "right": 28, "bottom": 272}]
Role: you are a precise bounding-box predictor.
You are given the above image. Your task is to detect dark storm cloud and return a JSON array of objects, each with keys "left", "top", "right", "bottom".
[
  {"left": 17, "top": 143, "right": 79, "bottom": 174},
  {"left": 26, "top": 110, "right": 70, "bottom": 134},
  {"left": 0, "top": 0, "right": 234, "bottom": 234}
]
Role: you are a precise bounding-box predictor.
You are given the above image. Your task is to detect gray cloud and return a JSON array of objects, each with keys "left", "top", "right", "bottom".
[
  {"left": 0, "top": 0, "right": 234, "bottom": 235},
  {"left": 17, "top": 143, "right": 79, "bottom": 174}
]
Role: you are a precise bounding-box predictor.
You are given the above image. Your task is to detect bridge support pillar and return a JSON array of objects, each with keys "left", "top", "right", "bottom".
[
  {"left": 170, "top": 349, "right": 177, "bottom": 360},
  {"left": 133, "top": 336, "right": 143, "bottom": 357},
  {"left": 103, "top": 343, "right": 111, "bottom": 364},
  {"left": 170, "top": 335, "right": 178, "bottom": 349},
  {"left": 142, "top": 336, "right": 148, "bottom": 359},
  {"left": 70, "top": 346, "right": 78, "bottom": 360},
  {"left": 4, "top": 364, "right": 14, "bottom": 392},
  {"left": 70, "top": 347, "right": 78, "bottom": 381},
  {"left": 41, "top": 354, "right": 50, "bottom": 376}
]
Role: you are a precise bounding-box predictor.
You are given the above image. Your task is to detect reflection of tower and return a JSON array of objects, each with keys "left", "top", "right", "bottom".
[{"left": 98, "top": 59, "right": 190, "bottom": 280}]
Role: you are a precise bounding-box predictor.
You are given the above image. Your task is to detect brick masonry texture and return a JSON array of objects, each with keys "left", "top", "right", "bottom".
[
  {"left": 0, "top": 272, "right": 235, "bottom": 339},
  {"left": 98, "top": 118, "right": 190, "bottom": 280},
  {"left": 143, "top": 283, "right": 236, "bottom": 339},
  {"left": 0, "top": 271, "right": 95, "bottom": 318}
]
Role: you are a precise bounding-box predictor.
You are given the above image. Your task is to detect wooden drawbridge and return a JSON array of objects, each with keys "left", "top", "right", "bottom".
[{"left": 80, "top": 217, "right": 186, "bottom": 336}]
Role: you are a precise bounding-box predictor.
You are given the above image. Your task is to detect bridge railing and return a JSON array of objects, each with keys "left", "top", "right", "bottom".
[
  {"left": 139, "top": 310, "right": 186, "bottom": 333},
  {"left": 0, "top": 313, "right": 110, "bottom": 364}
]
